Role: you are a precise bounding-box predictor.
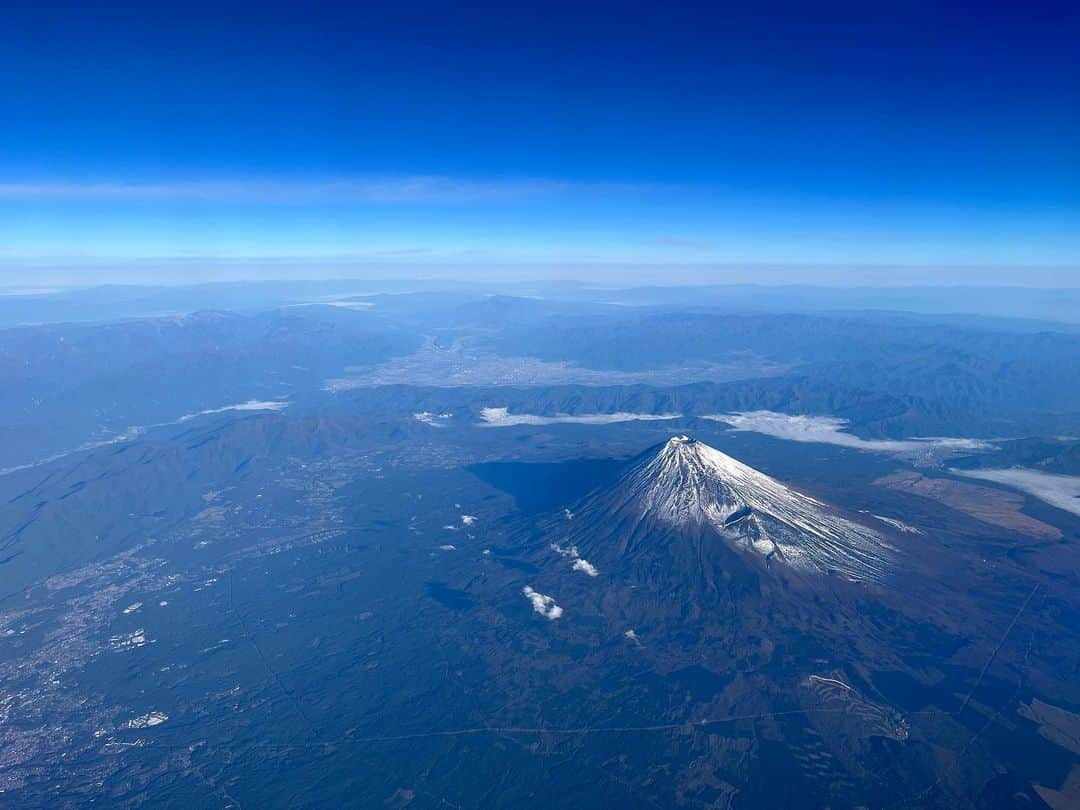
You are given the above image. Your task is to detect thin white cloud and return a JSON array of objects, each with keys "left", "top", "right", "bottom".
[
  {"left": 522, "top": 586, "right": 563, "bottom": 620},
  {"left": 705, "top": 411, "right": 993, "bottom": 455},
  {"left": 461, "top": 515, "right": 477, "bottom": 526},
  {"left": 480, "top": 407, "right": 681, "bottom": 427},
  {"left": 285, "top": 300, "right": 375, "bottom": 311},
  {"left": 0, "top": 399, "right": 290, "bottom": 478},
  {"left": 0, "top": 286, "right": 64, "bottom": 296},
  {"left": 414, "top": 411, "right": 453, "bottom": 427},
  {"left": 177, "top": 400, "right": 289, "bottom": 423},
  {"left": 0, "top": 425, "right": 145, "bottom": 477},
  {"left": 950, "top": 467, "right": 1080, "bottom": 517},
  {"left": 0, "top": 177, "right": 644, "bottom": 205}
]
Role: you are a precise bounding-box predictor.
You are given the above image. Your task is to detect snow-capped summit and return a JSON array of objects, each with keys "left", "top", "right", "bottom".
[{"left": 572, "top": 436, "right": 892, "bottom": 582}]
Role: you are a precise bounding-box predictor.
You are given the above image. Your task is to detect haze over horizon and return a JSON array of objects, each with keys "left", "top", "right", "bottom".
[
  {"left": 4, "top": 1, "right": 1078, "bottom": 286},
  {"left": 5, "top": 261, "right": 1080, "bottom": 291}
]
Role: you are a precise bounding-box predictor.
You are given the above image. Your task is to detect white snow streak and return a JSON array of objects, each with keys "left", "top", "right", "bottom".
[{"left": 871, "top": 515, "right": 922, "bottom": 534}]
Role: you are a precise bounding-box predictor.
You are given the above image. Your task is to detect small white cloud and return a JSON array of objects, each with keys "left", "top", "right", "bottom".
[
  {"left": 438, "top": 544, "right": 457, "bottom": 551},
  {"left": 572, "top": 558, "right": 599, "bottom": 577},
  {"left": 522, "top": 586, "right": 563, "bottom": 620},
  {"left": 461, "top": 514, "right": 477, "bottom": 526},
  {"left": 479, "top": 407, "right": 681, "bottom": 427},
  {"left": 550, "top": 543, "right": 597, "bottom": 576},
  {"left": 414, "top": 411, "right": 453, "bottom": 427},
  {"left": 127, "top": 711, "right": 168, "bottom": 729},
  {"left": 624, "top": 629, "right": 640, "bottom": 642}
]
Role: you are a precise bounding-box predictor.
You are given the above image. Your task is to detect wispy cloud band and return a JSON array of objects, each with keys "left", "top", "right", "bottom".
[
  {"left": 0, "top": 176, "right": 650, "bottom": 205},
  {"left": 706, "top": 411, "right": 994, "bottom": 456}
]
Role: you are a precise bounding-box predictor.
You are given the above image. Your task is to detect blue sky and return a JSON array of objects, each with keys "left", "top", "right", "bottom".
[{"left": 3, "top": 0, "right": 1079, "bottom": 283}]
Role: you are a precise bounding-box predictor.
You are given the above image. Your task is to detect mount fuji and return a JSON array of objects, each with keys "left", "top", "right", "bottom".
[{"left": 555, "top": 436, "right": 893, "bottom": 583}]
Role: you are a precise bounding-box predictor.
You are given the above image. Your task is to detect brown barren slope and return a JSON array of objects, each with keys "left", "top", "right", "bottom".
[{"left": 875, "top": 471, "right": 1062, "bottom": 540}]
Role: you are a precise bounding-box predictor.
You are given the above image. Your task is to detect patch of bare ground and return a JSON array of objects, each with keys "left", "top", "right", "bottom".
[{"left": 875, "top": 471, "right": 1062, "bottom": 540}]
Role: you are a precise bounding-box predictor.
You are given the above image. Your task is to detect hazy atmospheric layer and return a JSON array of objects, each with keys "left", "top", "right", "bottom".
[{"left": 324, "top": 337, "right": 784, "bottom": 390}]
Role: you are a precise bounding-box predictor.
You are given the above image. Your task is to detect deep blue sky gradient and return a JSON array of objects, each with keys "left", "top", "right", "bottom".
[{"left": 3, "top": 0, "right": 1079, "bottom": 278}]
